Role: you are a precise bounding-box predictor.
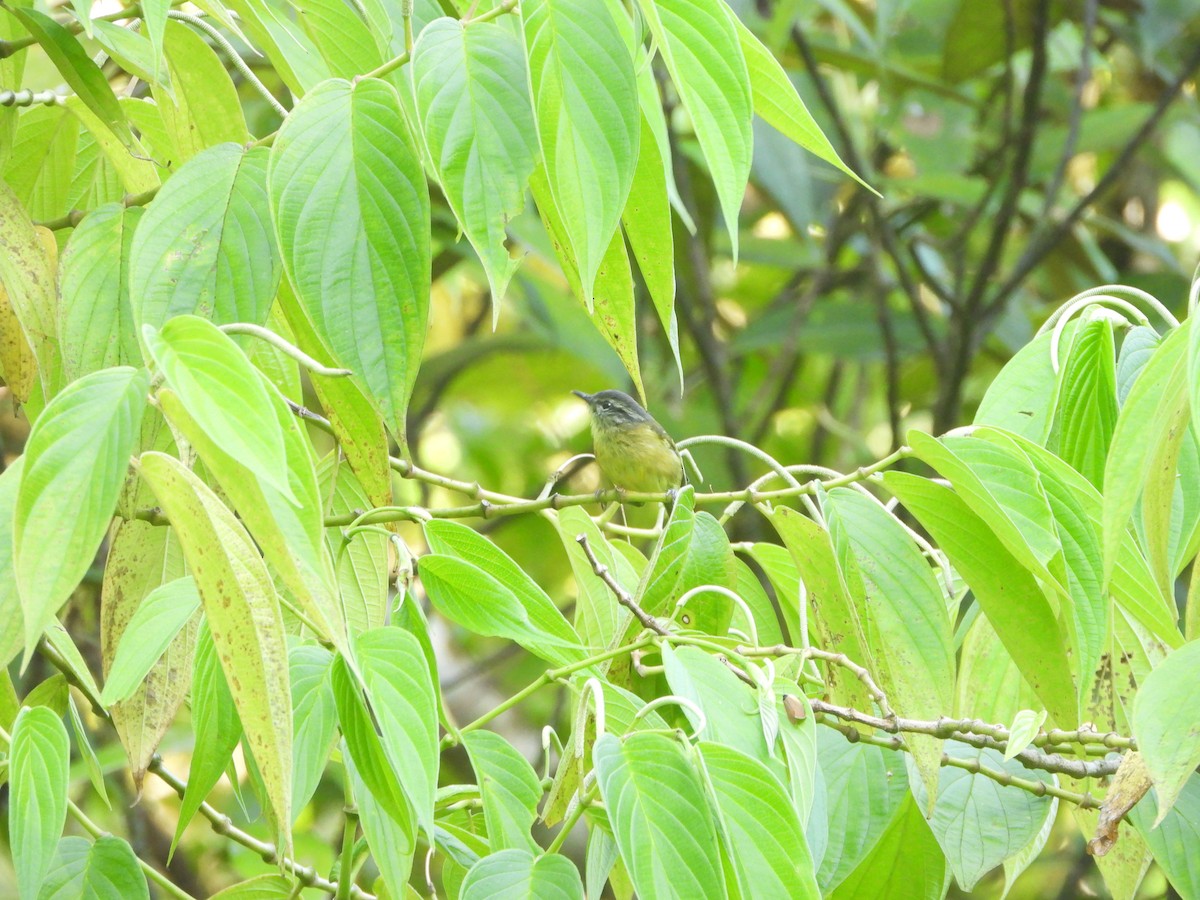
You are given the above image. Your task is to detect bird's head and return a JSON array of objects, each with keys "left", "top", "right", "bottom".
[{"left": 572, "top": 389, "right": 653, "bottom": 429}]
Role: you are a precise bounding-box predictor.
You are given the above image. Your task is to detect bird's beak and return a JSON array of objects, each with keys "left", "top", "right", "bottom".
[{"left": 572, "top": 390, "right": 592, "bottom": 403}]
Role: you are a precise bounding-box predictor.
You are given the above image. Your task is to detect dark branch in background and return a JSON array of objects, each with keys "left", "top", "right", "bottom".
[
  {"left": 984, "top": 38, "right": 1200, "bottom": 317},
  {"left": 934, "top": 0, "right": 1051, "bottom": 431},
  {"left": 1039, "top": 0, "right": 1097, "bottom": 220},
  {"left": 790, "top": 24, "right": 942, "bottom": 369}
]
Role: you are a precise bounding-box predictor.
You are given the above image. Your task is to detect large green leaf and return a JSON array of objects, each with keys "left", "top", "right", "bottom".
[
  {"left": 973, "top": 328, "right": 1063, "bottom": 443},
  {"left": 553, "top": 506, "right": 639, "bottom": 651},
  {"left": 355, "top": 627, "right": 440, "bottom": 836},
  {"left": 129, "top": 144, "right": 279, "bottom": 329},
  {"left": 622, "top": 113, "right": 681, "bottom": 383},
  {"left": 343, "top": 747, "right": 417, "bottom": 898},
  {"left": 318, "top": 456, "right": 388, "bottom": 635},
  {"left": 2, "top": 105, "right": 79, "bottom": 222},
  {"left": 9, "top": 7, "right": 134, "bottom": 149},
  {"left": 269, "top": 77, "right": 430, "bottom": 447},
  {"left": 1103, "top": 321, "right": 1190, "bottom": 586},
  {"left": 824, "top": 488, "right": 955, "bottom": 802},
  {"left": 0, "top": 181, "right": 62, "bottom": 398},
  {"left": 1052, "top": 317, "right": 1117, "bottom": 489},
  {"left": 0, "top": 459, "right": 25, "bottom": 669},
  {"left": 15, "top": 367, "right": 148, "bottom": 661},
  {"left": 137, "top": 452, "right": 293, "bottom": 846},
  {"left": 828, "top": 793, "right": 946, "bottom": 900},
  {"left": 528, "top": 166, "right": 644, "bottom": 395},
  {"left": 593, "top": 732, "right": 726, "bottom": 899},
  {"left": 461, "top": 850, "right": 584, "bottom": 900},
  {"left": 58, "top": 204, "right": 142, "bottom": 380},
  {"left": 884, "top": 472, "right": 1077, "bottom": 727},
  {"left": 154, "top": 19, "right": 249, "bottom": 164},
  {"left": 331, "top": 654, "right": 413, "bottom": 829},
  {"left": 289, "top": 645, "right": 337, "bottom": 819},
  {"left": 1129, "top": 774, "right": 1200, "bottom": 899},
  {"left": 39, "top": 835, "right": 150, "bottom": 900},
  {"left": 462, "top": 730, "right": 542, "bottom": 853},
  {"left": 158, "top": 386, "right": 343, "bottom": 652},
  {"left": 812, "top": 727, "right": 910, "bottom": 891},
  {"left": 634, "top": 485, "right": 696, "bottom": 616},
  {"left": 8, "top": 705, "right": 70, "bottom": 899},
  {"left": 635, "top": 0, "right": 751, "bottom": 258},
  {"left": 661, "top": 644, "right": 769, "bottom": 762},
  {"left": 173, "top": 622, "right": 243, "bottom": 851},
  {"left": 1132, "top": 639, "right": 1200, "bottom": 822},
  {"left": 100, "top": 520, "right": 195, "bottom": 788},
  {"left": 143, "top": 315, "right": 293, "bottom": 500},
  {"left": 412, "top": 18, "right": 537, "bottom": 312},
  {"left": 100, "top": 577, "right": 200, "bottom": 705},
  {"left": 524, "top": 0, "right": 638, "bottom": 304},
  {"left": 698, "top": 742, "right": 820, "bottom": 899},
  {"left": 908, "top": 741, "right": 1053, "bottom": 890}
]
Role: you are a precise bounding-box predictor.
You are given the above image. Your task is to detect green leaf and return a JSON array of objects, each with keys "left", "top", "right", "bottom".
[
  {"left": 824, "top": 488, "right": 955, "bottom": 802},
  {"left": 622, "top": 112, "right": 682, "bottom": 387},
  {"left": 673, "top": 511, "right": 735, "bottom": 636},
  {"left": 412, "top": 18, "right": 537, "bottom": 314},
  {"left": 698, "top": 741, "right": 820, "bottom": 899},
  {"left": 1103, "top": 321, "right": 1190, "bottom": 587},
  {"left": 1132, "top": 639, "right": 1200, "bottom": 822},
  {"left": 462, "top": 730, "right": 542, "bottom": 853},
  {"left": 760, "top": 510, "right": 873, "bottom": 711},
  {"left": 129, "top": 144, "right": 279, "bottom": 329},
  {"left": 208, "top": 873, "right": 295, "bottom": 899},
  {"left": 101, "top": 520, "right": 195, "bottom": 789},
  {"left": 419, "top": 554, "right": 585, "bottom": 666},
  {"left": 137, "top": 452, "right": 293, "bottom": 847},
  {"left": 812, "top": 727, "right": 910, "bottom": 892},
  {"left": 15, "top": 366, "right": 148, "bottom": 662},
  {"left": 730, "top": 556, "right": 785, "bottom": 647},
  {"left": 355, "top": 627, "right": 440, "bottom": 836},
  {"left": 100, "top": 577, "right": 200, "bottom": 705},
  {"left": 58, "top": 204, "right": 143, "bottom": 381},
  {"left": 9, "top": 7, "right": 134, "bottom": 149},
  {"left": 0, "top": 181, "right": 63, "bottom": 398},
  {"left": 38, "top": 835, "right": 149, "bottom": 900},
  {"left": 634, "top": 485, "right": 696, "bottom": 616},
  {"left": 0, "top": 458, "right": 26, "bottom": 669},
  {"left": 154, "top": 19, "right": 249, "bottom": 164},
  {"left": 331, "top": 655, "right": 412, "bottom": 829},
  {"left": 143, "top": 316, "right": 293, "bottom": 501},
  {"left": 524, "top": 0, "right": 638, "bottom": 304},
  {"left": 1052, "top": 317, "right": 1117, "bottom": 488},
  {"left": 172, "top": 623, "right": 242, "bottom": 852},
  {"left": 635, "top": 0, "right": 751, "bottom": 259},
  {"left": 553, "top": 506, "right": 638, "bottom": 651},
  {"left": 269, "top": 77, "right": 430, "bottom": 447},
  {"left": 528, "top": 167, "right": 644, "bottom": 395},
  {"left": 141, "top": 0, "right": 170, "bottom": 84},
  {"left": 91, "top": 21, "right": 168, "bottom": 89},
  {"left": 292, "top": 0, "right": 383, "bottom": 78},
  {"left": 318, "top": 457, "right": 388, "bottom": 635},
  {"left": 9, "top": 706, "right": 70, "bottom": 899},
  {"left": 593, "top": 732, "right": 726, "bottom": 899},
  {"left": 731, "top": 15, "right": 868, "bottom": 192},
  {"left": 158, "top": 385, "right": 344, "bottom": 651},
  {"left": 2, "top": 105, "right": 79, "bottom": 223},
  {"left": 1004, "top": 709, "right": 1048, "bottom": 760},
  {"left": 289, "top": 645, "right": 337, "bottom": 819},
  {"left": 462, "top": 850, "right": 584, "bottom": 900},
  {"left": 883, "top": 472, "right": 1078, "bottom": 728},
  {"left": 344, "top": 746, "right": 417, "bottom": 898},
  {"left": 661, "top": 644, "right": 769, "bottom": 761},
  {"left": 973, "top": 327, "right": 1063, "bottom": 444},
  {"left": 1129, "top": 773, "right": 1200, "bottom": 899},
  {"left": 828, "top": 793, "right": 946, "bottom": 900},
  {"left": 908, "top": 741, "right": 1053, "bottom": 890}
]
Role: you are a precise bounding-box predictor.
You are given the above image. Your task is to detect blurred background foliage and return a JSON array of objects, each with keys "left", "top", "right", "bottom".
[{"left": 3, "top": 0, "right": 1200, "bottom": 896}]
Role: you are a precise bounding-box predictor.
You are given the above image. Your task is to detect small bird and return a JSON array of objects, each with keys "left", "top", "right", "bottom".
[{"left": 573, "top": 390, "right": 684, "bottom": 494}]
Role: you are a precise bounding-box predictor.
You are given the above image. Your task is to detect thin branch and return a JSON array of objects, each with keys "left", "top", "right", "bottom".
[
  {"left": 0, "top": 88, "right": 62, "bottom": 107},
  {"left": 167, "top": 11, "right": 287, "bottom": 118},
  {"left": 576, "top": 534, "right": 668, "bottom": 635},
  {"left": 812, "top": 700, "right": 1120, "bottom": 779},
  {"left": 745, "top": 644, "right": 894, "bottom": 719},
  {"left": 35, "top": 188, "right": 159, "bottom": 231}
]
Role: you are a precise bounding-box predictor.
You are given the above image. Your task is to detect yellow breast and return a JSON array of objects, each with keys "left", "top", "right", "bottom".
[{"left": 593, "top": 423, "right": 683, "bottom": 492}]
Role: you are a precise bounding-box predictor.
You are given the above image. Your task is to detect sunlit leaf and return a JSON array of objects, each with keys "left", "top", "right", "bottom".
[
  {"left": 461, "top": 849, "right": 584, "bottom": 900},
  {"left": 9, "top": 706, "right": 70, "bottom": 899},
  {"left": 100, "top": 576, "right": 200, "bottom": 705},
  {"left": 462, "top": 730, "right": 542, "bottom": 853},
  {"left": 1132, "top": 639, "right": 1200, "bottom": 822}
]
